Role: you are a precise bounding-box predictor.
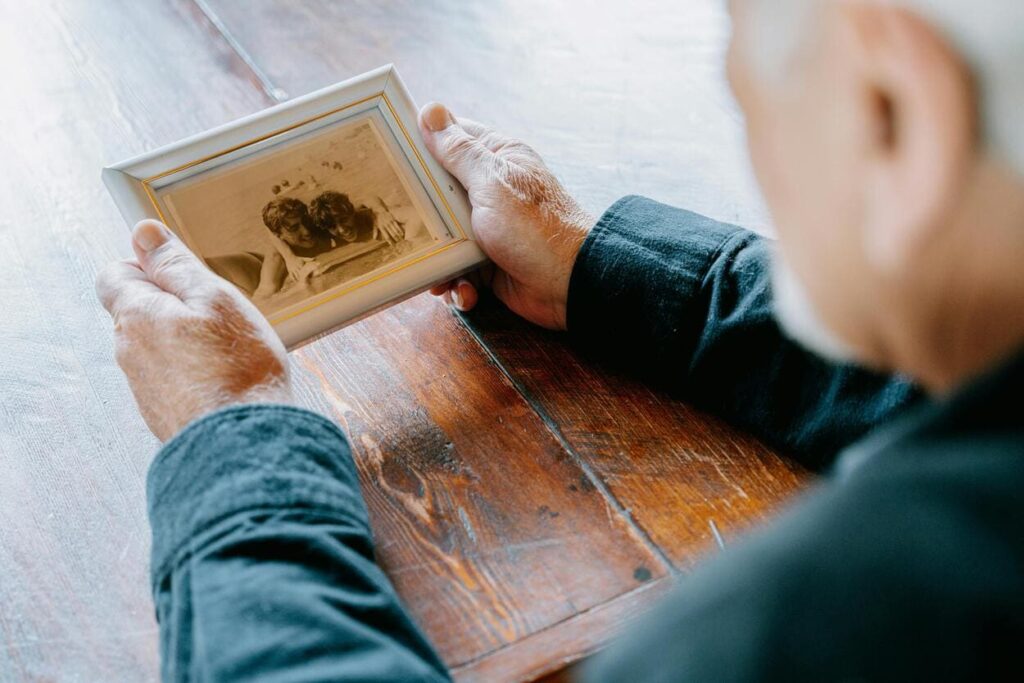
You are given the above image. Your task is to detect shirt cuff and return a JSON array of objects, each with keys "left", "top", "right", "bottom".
[
  {"left": 147, "top": 404, "right": 365, "bottom": 591},
  {"left": 567, "top": 195, "right": 748, "bottom": 370}
]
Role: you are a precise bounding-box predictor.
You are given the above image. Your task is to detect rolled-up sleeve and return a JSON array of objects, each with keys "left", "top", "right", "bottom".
[{"left": 148, "top": 404, "right": 449, "bottom": 682}]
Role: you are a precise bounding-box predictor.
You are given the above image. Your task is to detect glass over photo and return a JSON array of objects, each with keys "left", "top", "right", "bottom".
[{"left": 156, "top": 116, "right": 447, "bottom": 318}]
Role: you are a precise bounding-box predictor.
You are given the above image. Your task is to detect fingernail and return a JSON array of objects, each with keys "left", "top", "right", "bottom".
[
  {"left": 452, "top": 287, "right": 463, "bottom": 309},
  {"left": 423, "top": 102, "right": 454, "bottom": 132},
  {"left": 134, "top": 221, "right": 169, "bottom": 252}
]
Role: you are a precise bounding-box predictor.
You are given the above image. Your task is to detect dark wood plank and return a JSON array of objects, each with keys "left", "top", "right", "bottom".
[
  {"left": 451, "top": 577, "right": 673, "bottom": 683},
  {"left": 292, "top": 302, "right": 668, "bottom": 670},
  {"left": 461, "top": 300, "right": 811, "bottom": 569}
]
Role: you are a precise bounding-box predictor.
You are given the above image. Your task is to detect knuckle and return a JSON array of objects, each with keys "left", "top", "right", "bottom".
[
  {"left": 442, "top": 132, "right": 477, "bottom": 160},
  {"left": 499, "top": 163, "right": 556, "bottom": 206},
  {"left": 133, "top": 296, "right": 163, "bottom": 321},
  {"left": 95, "top": 262, "right": 124, "bottom": 307},
  {"left": 190, "top": 279, "right": 227, "bottom": 303},
  {"left": 95, "top": 261, "right": 117, "bottom": 289},
  {"left": 113, "top": 336, "right": 133, "bottom": 365},
  {"left": 202, "top": 290, "right": 250, "bottom": 325},
  {"left": 487, "top": 131, "right": 541, "bottom": 162},
  {"left": 152, "top": 249, "right": 192, "bottom": 276},
  {"left": 511, "top": 139, "right": 542, "bottom": 160},
  {"left": 208, "top": 289, "right": 240, "bottom": 311},
  {"left": 110, "top": 306, "right": 135, "bottom": 330},
  {"left": 112, "top": 301, "right": 150, "bottom": 331}
]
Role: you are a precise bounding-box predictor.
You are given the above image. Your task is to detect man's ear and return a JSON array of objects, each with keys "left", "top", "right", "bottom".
[{"left": 844, "top": 3, "right": 977, "bottom": 271}]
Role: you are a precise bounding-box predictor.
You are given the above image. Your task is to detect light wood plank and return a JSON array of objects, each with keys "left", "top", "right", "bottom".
[
  {"left": 0, "top": 0, "right": 273, "bottom": 679},
  {"left": 0, "top": 1, "right": 670, "bottom": 681}
]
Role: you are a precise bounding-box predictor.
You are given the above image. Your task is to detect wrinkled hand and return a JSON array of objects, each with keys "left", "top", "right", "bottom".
[
  {"left": 96, "top": 220, "right": 293, "bottom": 441},
  {"left": 418, "top": 103, "right": 594, "bottom": 331}
]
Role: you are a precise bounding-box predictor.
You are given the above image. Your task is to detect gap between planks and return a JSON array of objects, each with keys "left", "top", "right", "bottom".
[
  {"left": 185, "top": 0, "right": 289, "bottom": 102},
  {"left": 451, "top": 576, "right": 674, "bottom": 681},
  {"left": 453, "top": 311, "right": 678, "bottom": 575}
]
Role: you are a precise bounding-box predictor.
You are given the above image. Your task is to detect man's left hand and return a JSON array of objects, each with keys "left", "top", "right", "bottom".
[{"left": 96, "top": 220, "right": 294, "bottom": 442}]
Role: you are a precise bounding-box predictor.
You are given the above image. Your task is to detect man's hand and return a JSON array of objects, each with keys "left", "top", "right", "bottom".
[
  {"left": 96, "top": 220, "right": 293, "bottom": 442},
  {"left": 418, "top": 103, "right": 594, "bottom": 331},
  {"left": 374, "top": 217, "right": 405, "bottom": 245}
]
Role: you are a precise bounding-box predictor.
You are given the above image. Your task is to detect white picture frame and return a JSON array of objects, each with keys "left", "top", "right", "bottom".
[{"left": 103, "top": 64, "right": 485, "bottom": 349}]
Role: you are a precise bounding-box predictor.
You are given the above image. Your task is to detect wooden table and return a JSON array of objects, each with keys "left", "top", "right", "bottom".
[{"left": 0, "top": 1, "right": 809, "bottom": 680}]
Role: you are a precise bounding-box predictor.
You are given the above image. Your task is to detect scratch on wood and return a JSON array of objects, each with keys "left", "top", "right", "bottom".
[
  {"left": 708, "top": 519, "right": 726, "bottom": 550},
  {"left": 457, "top": 506, "right": 478, "bottom": 545},
  {"left": 387, "top": 537, "right": 572, "bottom": 578}
]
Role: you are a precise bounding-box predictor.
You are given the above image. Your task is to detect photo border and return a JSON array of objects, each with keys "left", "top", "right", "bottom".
[
  {"left": 102, "top": 65, "right": 485, "bottom": 348},
  {"left": 152, "top": 111, "right": 459, "bottom": 325}
]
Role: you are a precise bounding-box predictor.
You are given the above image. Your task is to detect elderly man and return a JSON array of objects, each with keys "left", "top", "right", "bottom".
[{"left": 95, "top": 1, "right": 1023, "bottom": 681}]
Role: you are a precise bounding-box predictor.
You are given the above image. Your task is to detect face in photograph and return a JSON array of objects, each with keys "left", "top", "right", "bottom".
[
  {"left": 311, "top": 191, "right": 376, "bottom": 244},
  {"left": 157, "top": 117, "right": 440, "bottom": 317},
  {"left": 262, "top": 197, "right": 334, "bottom": 257}
]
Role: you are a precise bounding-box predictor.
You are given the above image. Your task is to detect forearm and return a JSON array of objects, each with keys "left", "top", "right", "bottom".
[
  {"left": 148, "top": 405, "right": 449, "bottom": 682},
  {"left": 567, "top": 196, "right": 922, "bottom": 469}
]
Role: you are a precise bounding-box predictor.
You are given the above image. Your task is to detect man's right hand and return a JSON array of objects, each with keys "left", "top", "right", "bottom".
[{"left": 418, "top": 103, "right": 594, "bottom": 331}]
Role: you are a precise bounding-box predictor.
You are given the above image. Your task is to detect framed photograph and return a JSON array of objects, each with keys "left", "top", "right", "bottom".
[{"left": 103, "top": 65, "right": 484, "bottom": 349}]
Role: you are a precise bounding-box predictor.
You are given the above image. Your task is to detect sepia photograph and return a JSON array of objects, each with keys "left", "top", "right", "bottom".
[
  {"left": 104, "top": 66, "right": 483, "bottom": 347},
  {"left": 156, "top": 116, "right": 443, "bottom": 318}
]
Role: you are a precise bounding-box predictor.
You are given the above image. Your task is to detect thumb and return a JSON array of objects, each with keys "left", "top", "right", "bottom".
[
  {"left": 131, "top": 220, "right": 216, "bottom": 301},
  {"left": 418, "top": 103, "right": 492, "bottom": 194}
]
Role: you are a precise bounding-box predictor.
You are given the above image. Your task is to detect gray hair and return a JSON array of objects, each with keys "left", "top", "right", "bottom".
[
  {"left": 916, "top": 1, "right": 1024, "bottom": 175},
  {"left": 749, "top": 0, "right": 1024, "bottom": 175}
]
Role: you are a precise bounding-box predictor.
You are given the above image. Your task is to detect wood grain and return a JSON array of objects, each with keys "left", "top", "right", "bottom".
[
  {"left": 200, "top": 0, "right": 813, "bottom": 601},
  {"left": 461, "top": 299, "right": 811, "bottom": 569},
  {"left": 0, "top": 1, "right": 810, "bottom": 681},
  {"left": 451, "top": 577, "right": 674, "bottom": 683},
  {"left": 291, "top": 301, "right": 667, "bottom": 670},
  {"left": 198, "top": 0, "right": 772, "bottom": 231},
  {"left": 0, "top": 1, "right": 273, "bottom": 680},
  {"left": 196, "top": 0, "right": 814, "bottom": 674}
]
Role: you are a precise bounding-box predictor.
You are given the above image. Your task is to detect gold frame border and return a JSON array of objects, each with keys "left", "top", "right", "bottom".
[{"left": 139, "top": 91, "right": 468, "bottom": 325}]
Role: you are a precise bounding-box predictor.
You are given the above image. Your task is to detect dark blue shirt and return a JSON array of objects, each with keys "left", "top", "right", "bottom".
[{"left": 148, "top": 197, "right": 1023, "bottom": 681}]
